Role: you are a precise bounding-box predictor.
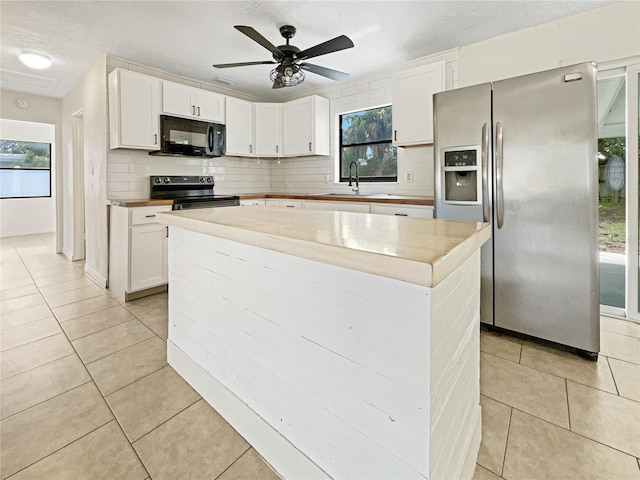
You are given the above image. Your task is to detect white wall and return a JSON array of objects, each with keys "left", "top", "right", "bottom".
[
  {"left": 105, "top": 57, "right": 271, "bottom": 199},
  {"left": 0, "top": 90, "right": 62, "bottom": 243},
  {"left": 0, "top": 119, "right": 56, "bottom": 237},
  {"left": 62, "top": 55, "right": 109, "bottom": 284},
  {"left": 458, "top": 1, "right": 640, "bottom": 86}
]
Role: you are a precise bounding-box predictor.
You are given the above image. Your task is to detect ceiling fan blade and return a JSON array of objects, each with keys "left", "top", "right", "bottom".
[
  {"left": 213, "top": 61, "right": 277, "bottom": 68},
  {"left": 296, "top": 35, "right": 354, "bottom": 61},
  {"left": 299, "top": 63, "right": 350, "bottom": 81},
  {"left": 235, "top": 25, "right": 284, "bottom": 60}
]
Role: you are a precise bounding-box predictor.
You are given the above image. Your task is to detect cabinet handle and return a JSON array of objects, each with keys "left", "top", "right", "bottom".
[
  {"left": 154, "top": 134, "right": 157, "bottom": 145},
  {"left": 166, "top": 226, "right": 169, "bottom": 238},
  {"left": 286, "top": 205, "right": 295, "bottom": 208},
  {"left": 394, "top": 213, "right": 408, "bottom": 216},
  {"left": 394, "top": 130, "right": 397, "bottom": 141},
  {"left": 145, "top": 214, "right": 156, "bottom": 218},
  {"left": 192, "top": 105, "right": 196, "bottom": 115},
  {"left": 276, "top": 145, "right": 279, "bottom": 154},
  {"left": 308, "top": 142, "right": 312, "bottom": 152},
  {"left": 197, "top": 106, "right": 200, "bottom": 116},
  {"left": 249, "top": 144, "right": 252, "bottom": 153}
]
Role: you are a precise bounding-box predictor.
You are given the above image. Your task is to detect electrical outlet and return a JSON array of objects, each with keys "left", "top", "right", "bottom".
[
  {"left": 284, "top": 176, "right": 289, "bottom": 187},
  {"left": 325, "top": 174, "right": 330, "bottom": 183},
  {"left": 406, "top": 172, "right": 413, "bottom": 183}
]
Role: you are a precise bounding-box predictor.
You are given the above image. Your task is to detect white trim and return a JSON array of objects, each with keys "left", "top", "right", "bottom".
[
  {"left": 84, "top": 262, "right": 107, "bottom": 287},
  {"left": 625, "top": 64, "right": 639, "bottom": 320},
  {"left": 72, "top": 109, "right": 85, "bottom": 261},
  {"left": 167, "top": 341, "right": 330, "bottom": 480},
  {"left": 600, "top": 304, "right": 626, "bottom": 318}
]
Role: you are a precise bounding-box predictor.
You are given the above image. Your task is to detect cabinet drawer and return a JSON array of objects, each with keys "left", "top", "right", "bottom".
[
  {"left": 304, "top": 201, "right": 370, "bottom": 213},
  {"left": 130, "top": 206, "right": 172, "bottom": 225},
  {"left": 371, "top": 204, "right": 433, "bottom": 218},
  {"left": 280, "top": 200, "right": 303, "bottom": 208}
]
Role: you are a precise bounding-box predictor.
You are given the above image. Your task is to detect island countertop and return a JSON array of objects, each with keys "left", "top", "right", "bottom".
[{"left": 158, "top": 206, "right": 489, "bottom": 287}]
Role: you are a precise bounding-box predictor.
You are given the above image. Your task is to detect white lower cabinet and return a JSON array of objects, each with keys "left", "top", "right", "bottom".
[
  {"left": 265, "top": 199, "right": 303, "bottom": 208},
  {"left": 240, "top": 199, "right": 266, "bottom": 206},
  {"left": 370, "top": 204, "right": 434, "bottom": 218},
  {"left": 303, "top": 201, "right": 370, "bottom": 213},
  {"left": 109, "top": 205, "right": 171, "bottom": 301}
]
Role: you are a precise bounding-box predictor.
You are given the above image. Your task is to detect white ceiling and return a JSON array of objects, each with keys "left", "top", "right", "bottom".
[{"left": 1, "top": 1, "right": 613, "bottom": 101}]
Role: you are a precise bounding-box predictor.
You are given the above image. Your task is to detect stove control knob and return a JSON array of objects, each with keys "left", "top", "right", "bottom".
[
  {"left": 154, "top": 178, "right": 161, "bottom": 184},
  {"left": 163, "top": 177, "right": 170, "bottom": 183},
  {"left": 199, "top": 177, "right": 205, "bottom": 183},
  {"left": 206, "top": 177, "right": 213, "bottom": 183}
]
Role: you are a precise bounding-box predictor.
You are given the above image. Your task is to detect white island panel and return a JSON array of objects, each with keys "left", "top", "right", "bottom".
[{"left": 167, "top": 223, "right": 483, "bottom": 479}]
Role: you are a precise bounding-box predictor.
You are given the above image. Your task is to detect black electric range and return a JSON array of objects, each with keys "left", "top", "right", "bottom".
[{"left": 149, "top": 176, "right": 240, "bottom": 210}]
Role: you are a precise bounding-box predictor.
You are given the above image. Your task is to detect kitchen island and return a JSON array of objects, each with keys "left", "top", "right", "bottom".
[{"left": 157, "top": 206, "right": 490, "bottom": 480}]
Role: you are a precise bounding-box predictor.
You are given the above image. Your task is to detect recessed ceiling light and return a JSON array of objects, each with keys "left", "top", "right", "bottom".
[{"left": 18, "top": 52, "right": 52, "bottom": 70}]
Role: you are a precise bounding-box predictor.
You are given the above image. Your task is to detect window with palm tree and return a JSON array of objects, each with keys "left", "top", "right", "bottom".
[{"left": 339, "top": 106, "right": 397, "bottom": 182}]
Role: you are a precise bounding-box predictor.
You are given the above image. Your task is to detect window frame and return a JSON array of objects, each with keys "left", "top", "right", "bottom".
[
  {"left": 0, "top": 140, "right": 52, "bottom": 199},
  {"left": 338, "top": 105, "right": 397, "bottom": 183}
]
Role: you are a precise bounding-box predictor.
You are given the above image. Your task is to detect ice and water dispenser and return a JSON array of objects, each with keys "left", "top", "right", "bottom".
[{"left": 441, "top": 147, "right": 482, "bottom": 204}]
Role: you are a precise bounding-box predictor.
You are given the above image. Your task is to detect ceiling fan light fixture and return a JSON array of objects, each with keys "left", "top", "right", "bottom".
[
  {"left": 18, "top": 51, "right": 52, "bottom": 70},
  {"left": 270, "top": 64, "right": 305, "bottom": 87}
]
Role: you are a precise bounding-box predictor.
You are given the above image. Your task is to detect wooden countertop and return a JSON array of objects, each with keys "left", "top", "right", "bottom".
[
  {"left": 157, "top": 206, "right": 489, "bottom": 288},
  {"left": 241, "top": 193, "right": 434, "bottom": 205},
  {"left": 107, "top": 199, "right": 174, "bottom": 207}
]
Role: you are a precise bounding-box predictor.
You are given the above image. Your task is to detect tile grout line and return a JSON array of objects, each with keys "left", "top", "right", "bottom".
[
  {"left": 0, "top": 351, "right": 76, "bottom": 382},
  {"left": 213, "top": 445, "right": 252, "bottom": 480},
  {"left": 3, "top": 418, "right": 116, "bottom": 479},
  {"left": 565, "top": 379, "right": 571, "bottom": 431},
  {"left": 10, "top": 243, "right": 156, "bottom": 479},
  {"left": 499, "top": 406, "right": 513, "bottom": 477},
  {"left": 604, "top": 355, "right": 621, "bottom": 396},
  {"left": 73, "top": 322, "right": 157, "bottom": 365},
  {"left": 481, "top": 348, "right": 636, "bottom": 400},
  {"left": 130, "top": 397, "right": 202, "bottom": 445}
]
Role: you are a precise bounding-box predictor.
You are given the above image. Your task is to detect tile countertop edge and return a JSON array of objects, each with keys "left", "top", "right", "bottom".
[{"left": 157, "top": 207, "right": 489, "bottom": 288}]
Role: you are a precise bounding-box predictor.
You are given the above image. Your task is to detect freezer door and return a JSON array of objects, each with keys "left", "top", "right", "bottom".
[
  {"left": 433, "top": 83, "right": 494, "bottom": 324},
  {"left": 492, "top": 63, "right": 599, "bottom": 352}
]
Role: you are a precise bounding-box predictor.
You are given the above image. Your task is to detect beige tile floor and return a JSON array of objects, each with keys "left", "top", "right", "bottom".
[{"left": 1, "top": 233, "right": 639, "bottom": 479}]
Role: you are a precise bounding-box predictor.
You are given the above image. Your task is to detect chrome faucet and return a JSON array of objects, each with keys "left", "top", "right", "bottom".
[{"left": 348, "top": 161, "right": 359, "bottom": 195}]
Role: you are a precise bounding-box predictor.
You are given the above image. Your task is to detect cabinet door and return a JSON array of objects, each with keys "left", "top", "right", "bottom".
[
  {"left": 282, "top": 97, "right": 313, "bottom": 155},
  {"left": 225, "top": 97, "right": 254, "bottom": 156},
  {"left": 370, "top": 204, "right": 434, "bottom": 218},
  {"left": 109, "top": 69, "right": 160, "bottom": 149},
  {"left": 195, "top": 90, "right": 225, "bottom": 123},
  {"left": 254, "top": 103, "right": 281, "bottom": 156},
  {"left": 162, "top": 81, "right": 194, "bottom": 118},
  {"left": 130, "top": 224, "right": 168, "bottom": 291},
  {"left": 392, "top": 62, "right": 444, "bottom": 146}
]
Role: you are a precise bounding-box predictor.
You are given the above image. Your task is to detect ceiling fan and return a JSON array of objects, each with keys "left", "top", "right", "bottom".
[{"left": 213, "top": 25, "right": 354, "bottom": 89}]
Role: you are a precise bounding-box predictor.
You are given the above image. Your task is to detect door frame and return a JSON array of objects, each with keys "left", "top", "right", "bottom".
[{"left": 598, "top": 58, "right": 639, "bottom": 321}]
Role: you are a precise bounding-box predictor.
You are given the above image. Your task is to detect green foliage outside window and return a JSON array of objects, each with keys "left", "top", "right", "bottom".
[
  {"left": 339, "top": 106, "right": 397, "bottom": 182},
  {"left": 0, "top": 140, "right": 51, "bottom": 168}
]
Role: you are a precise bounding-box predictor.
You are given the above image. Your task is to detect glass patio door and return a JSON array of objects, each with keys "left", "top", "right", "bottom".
[{"left": 598, "top": 61, "right": 639, "bottom": 321}]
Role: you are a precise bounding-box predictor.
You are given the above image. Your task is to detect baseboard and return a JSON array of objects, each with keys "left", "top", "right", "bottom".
[
  {"left": 84, "top": 263, "right": 107, "bottom": 288},
  {"left": 167, "top": 341, "right": 330, "bottom": 480}
]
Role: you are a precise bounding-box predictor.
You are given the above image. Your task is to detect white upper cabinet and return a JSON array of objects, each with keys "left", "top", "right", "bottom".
[
  {"left": 254, "top": 103, "right": 282, "bottom": 156},
  {"left": 282, "top": 95, "right": 330, "bottom": 156},
  {"left": 225, "top": 97, "right": 254, "bottom": 156},
  {"left": 162, "top": 81, "right": 225, "bottom": 123},
  {"left": 108, "top": 68, "right": 161, "bottom": 150},
  {"left": 392, "top": 61, "right": 444, "bottom": 146}
]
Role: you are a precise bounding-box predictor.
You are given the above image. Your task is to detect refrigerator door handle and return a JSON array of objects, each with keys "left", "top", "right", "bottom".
[
  {"left": 481, "top": 122, "right": 490, "bottom": 223},
  {"left": 496, "top": 121, "right": 504, "bottom": 229}
]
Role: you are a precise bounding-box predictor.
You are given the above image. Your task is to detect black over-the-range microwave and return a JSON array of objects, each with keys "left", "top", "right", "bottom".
[{"left": 149, "top": 115, "right": 225, "bottom": 157}]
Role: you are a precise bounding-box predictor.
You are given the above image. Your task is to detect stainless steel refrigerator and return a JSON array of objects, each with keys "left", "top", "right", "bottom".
[{"left": 434, "top": 62, "right": 599, "bottom": 357}]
